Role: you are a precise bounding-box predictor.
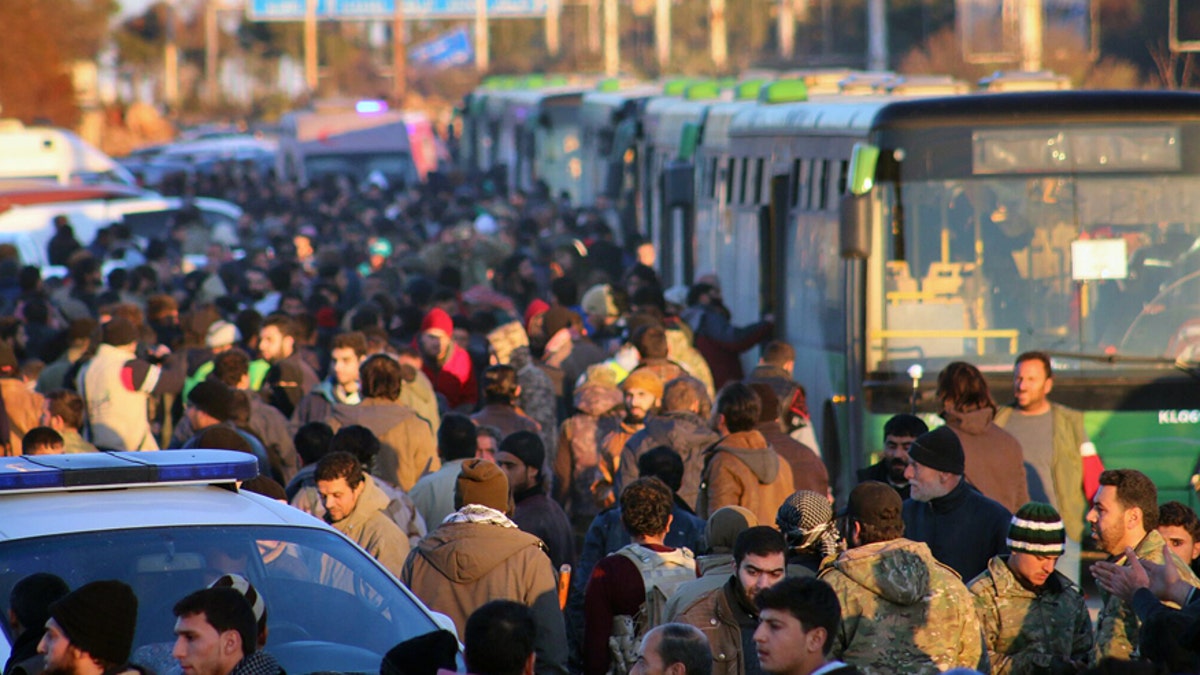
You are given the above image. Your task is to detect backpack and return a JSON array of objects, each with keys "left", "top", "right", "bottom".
[{"left": 607, "top": 544, "right": 696, "bottom": 675}]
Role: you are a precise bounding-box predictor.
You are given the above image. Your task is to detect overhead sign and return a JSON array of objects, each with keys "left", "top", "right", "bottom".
[
  {"left": 248, "top": 0, "right": 546, "bottom": 20},
  {"left": 409, "top": 27, "right": 473, "bottom": 67}
]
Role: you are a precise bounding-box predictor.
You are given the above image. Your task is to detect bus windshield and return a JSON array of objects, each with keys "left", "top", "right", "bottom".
[{"left": 871, "top": 174, "right": 1200, "bottom": 372}]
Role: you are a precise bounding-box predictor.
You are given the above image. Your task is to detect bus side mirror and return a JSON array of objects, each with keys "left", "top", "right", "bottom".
[
  {"left": 840, "top": 193, "right": 871, "bottom": 259},
  {"left": 840, "top": 143, "right": 880, "bottom": 259}
]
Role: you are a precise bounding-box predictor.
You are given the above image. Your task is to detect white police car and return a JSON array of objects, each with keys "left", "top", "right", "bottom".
[{"left": 0, "top": 450, "right": 452, "bottom": 674}]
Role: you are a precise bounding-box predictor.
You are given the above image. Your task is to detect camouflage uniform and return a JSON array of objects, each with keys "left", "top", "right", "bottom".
[
  {"left": 819, "top": 538, "right": 988, "bottom": 675},
  {"left": 969, "top": 555, "right": 1093, "bottom": 674},
  {"left": 1094, "top": 528, "right": 1200, "bottom": 661}
]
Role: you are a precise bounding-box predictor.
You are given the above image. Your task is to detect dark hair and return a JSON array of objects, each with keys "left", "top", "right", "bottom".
[
  {"left": 637, "top": 446, "right": 684, "bottom": 493},
  {"left": 10, "top": 572, "right": 69, "bottom": 632},
  {"left": 294, "top": 422, "right": 335, "bottom": 466},
  {"left": 733, "top": 526, "right": 787, "bottom": 565},
  {"left": 754, "top": 577, "right": 842, "bottom": 656},
  {"left": 686, "top": 283, "right": 717, "bottom": 307},
  {"left": 1015, "top": 351, "right": 1053, "bottom": 379},
  {"left": 482, "top": 365, "right": 520, "bottom": 404},
  {"left": 210, "top": 349, "right": 251, "bottom": 387},
  {"left": 464, "top": 600, "right": 536, "bottom": 675},
  {"left": 761, "top": 341, "right": 795, "bottom": 367},
  {"left": 1099, "top": 469, "right": 1160, "bottom": 531},
  {"left": 360, "top": 353, "right": 404, "bottom": 400},
  {"left": 263, "top": 314, "right": 299, "bottom": 341},
  {"left": 715, "top": 382, "right": 761, "bottom": 433},
  {"left": 315, "top": 451, "right": 365, "bottom": 489},
  {"left": 476, "top": 425, "right": 502, "bottom": 446},
  {"left": 331, "top": 331, "right": 368, "bottom": 357},
  {"left": 22, "top": 427, "right": 64, "bottom": 454},
  {"left": 330, "top": 425, "right": 381, "bottom": 469},
  {"left": 173, "top": 587, "right": 258, "bottom": 657},
  {"left": 654, "top": 624, "right": 712, "bottom": 675},
  {"left": 662, "top": 377, "right": 710, "bottom": 418},
  {"left": 438, "top": 414, "right": 478, "bottom": 461},
  {"left": 45, "top": 389, "right": 85, "bottom": 431},
  {"left": 936, "top": 361, "right": 996, "bottom": 413},
  {"left": 631, "top": 325, "right": 669, "bottom": 360},
  {"left": 883, "top": 414, "right": 929, "bottom": 440},
  {"left": 1159, "top": 501, "right": 1200, "bottom": 542},
  {"left": 620, "top": 477, "right": 674, "bottom": 538}
]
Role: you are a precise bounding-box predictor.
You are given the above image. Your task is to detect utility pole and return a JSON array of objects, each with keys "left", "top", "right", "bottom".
[
  {"left": 205, "top": 0, "right": 219, "bottom": 106},
  {"left": 655, "top": 0, "right": 670, "bottom": 71},
  {"left": 587, "top": 0, "right": 600, "bottom": 53},
  {"left": 710, "top": 0, "right": 726, "bottom": 70},
  {"left": 476, "top": 0, "right": 490, "bottom": 71},
  {"left": 866, "top": 0, "right": 887, "bottom": 71},
  {"left": 304, "top": 0, "right": 319, "bottom": 92},
  {"left": 164, "top": 3, "right": 179, "bottom": 108},
  {"left": 393, "top": 0, "right": 407, "bottom": 104},
  {"left": 546, "top": 0, "right": 561, "bottom": 56},
  {"left": 604, "top": 0, "right": 618, "bottom": 75},
  {"left": 779, "top": 0, "right": 794, "bottom": 59},
  {"left": 1019, "top": 0, "right": 1043, "bottom": 72}
]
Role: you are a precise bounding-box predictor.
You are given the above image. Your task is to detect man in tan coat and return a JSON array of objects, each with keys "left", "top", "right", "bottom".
[
  {"left": 403, "top": 459, "right": 568, "bottom": 675},
  {"left": 327, "top": 354, "right": 438, "bottom": 491},
  {"left": 698, "top": 383, "right": 794, "bottom": 525}
]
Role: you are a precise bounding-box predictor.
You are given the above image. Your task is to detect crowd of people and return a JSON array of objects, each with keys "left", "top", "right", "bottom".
[{"left": 4, "top": 163, "right": 1200, "bottom": 675}]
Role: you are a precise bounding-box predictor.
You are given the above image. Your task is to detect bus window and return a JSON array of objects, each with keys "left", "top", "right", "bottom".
[
  {"left": 753, "top": 158, "right": 765, "bottom": 204},
  {"left": 725, "top": 158, "right": 735, "bottom": 205}
]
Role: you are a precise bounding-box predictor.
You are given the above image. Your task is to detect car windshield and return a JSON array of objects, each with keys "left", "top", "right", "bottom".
[{"left": 0, "top": 525, "right": 438, "bottom": 675}]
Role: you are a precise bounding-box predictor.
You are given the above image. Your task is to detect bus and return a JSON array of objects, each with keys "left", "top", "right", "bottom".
[
  {"left": 460, "top": 79, "right": 591, "bottom": 202},
  {"left": 705, "top": 89, "right": 1200, "bottom": 506}
]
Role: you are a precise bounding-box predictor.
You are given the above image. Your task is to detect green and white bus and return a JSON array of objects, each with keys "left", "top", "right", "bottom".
[{"left": 705, "top": 89, "right": 1200, "bottom": 505}]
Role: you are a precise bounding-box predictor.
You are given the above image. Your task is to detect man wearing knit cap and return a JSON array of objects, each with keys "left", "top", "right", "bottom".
[
  {"left": 901, "top": 425, "right": 1012, "bottom": 582},
  {"left": 496, "top": 431, "right": 576, "bottom": 571},
  {"left": 38, "top": 580, "right": 139, "bottom": 675},
  {"left": 553, "top": 364, "right": 625, "bottom": 540},
  {"left": 78, "top": 316, "right": 183, "bottom": 451},
  {"left": 417, "top": 307, "right": 477, "bottom": 411},
  {"left": 697, "top": 383, "right": 794, "bottom": 526},
  {"left": 403, "top": 459, "right": 568, "bottom": 675},
  {"left": 594, "top": 370, "right": 664, "bottom": 511},
  {"left": 968, "top": 502, "right": 1094, "bottom": 675},
  {"left": 819, "top": 482, "right": 986, "bottom": 674}
]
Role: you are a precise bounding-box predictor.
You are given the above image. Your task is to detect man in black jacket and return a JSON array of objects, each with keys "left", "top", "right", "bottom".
[
  {"left": 901, "top": 426, "right": 1011, "bottom": 582},
  {"left": 856, "top": 414, "right": 927, "bottom": 501}
]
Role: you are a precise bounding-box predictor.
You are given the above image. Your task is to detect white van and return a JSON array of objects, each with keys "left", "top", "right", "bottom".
[{"left": 0, "top": 119, "right": 137, "bottom": 186}]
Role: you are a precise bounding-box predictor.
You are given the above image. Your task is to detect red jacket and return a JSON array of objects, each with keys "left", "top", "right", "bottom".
[{"left": 423, "top": 343, "right": 477, "bottom": 411}]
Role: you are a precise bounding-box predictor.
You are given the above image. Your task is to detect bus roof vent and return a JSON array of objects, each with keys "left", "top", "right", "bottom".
[
  {"left": 758, "top": 79, "right": 809, "bottom": 104},
  {"left": 663, "top": 78, "right": 696, "bottom": 96},
  {"left": 735, "top": 79, "right": 767, "bottom": 100},
  {"left": 684, "top": 82, "right": 722, "bottom": 101}
]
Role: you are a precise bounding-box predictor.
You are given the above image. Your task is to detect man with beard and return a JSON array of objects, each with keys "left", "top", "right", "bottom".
[
  {"left": 315, "top": 451, "right": 411, "bottom": 582},
  {"left": 38, "top": 581, "right": 139, "bottom": 675},
  {"left": 1086, "top": 469, "right": 1200, "bottom": 660},
  {"left": 619, "top": 377, "right": 719, "bottom": 509},
  {"left": 968, "top": 502, "right": 1094, "bottom": 674},
  {"left": 856, "top": 415, "right": 927, "bottom": 501},
  {"left": 672, "top": 527, "right": 788, "bottom": 675},
  {"left": 257, "top": 314, "right": 319, "bottom": 419},
  {"left": 598, "top": 371, "right": 663, "bottom": 507},
  {"left": 496, "top": 431, "right": 576, "bottom": 571}
]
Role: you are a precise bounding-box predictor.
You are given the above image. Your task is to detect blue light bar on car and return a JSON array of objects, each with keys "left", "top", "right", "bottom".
[{"left": 0, "top": 450, "right": 259, "bottom": 492}]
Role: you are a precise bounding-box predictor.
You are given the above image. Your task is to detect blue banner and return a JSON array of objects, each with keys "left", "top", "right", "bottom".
[
  {"left": 248, "top": 0, "right": 546, "bottom": 20},
  {"left": 409, "top": 27, "right": 473, "bottom": 67}
]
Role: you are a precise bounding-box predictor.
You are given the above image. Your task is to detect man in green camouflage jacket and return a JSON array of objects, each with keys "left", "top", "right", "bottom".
[
  {"left": 819, "top": 481, "right": 988, "bottom": 675},
  {"left": 969, "top": 502, "right": 1093, "bottom": 674},
  {"left": 1088, "top": 469, "right": 1200, "bottom": 661}
]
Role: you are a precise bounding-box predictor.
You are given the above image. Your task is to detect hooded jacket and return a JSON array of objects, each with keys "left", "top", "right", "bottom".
[
  {"left": 755, "top": 420, "right": 827, "bottom": 496},
  {"left": 819, "top": 538, "right": 987, "bottom": 675},
  {"left": 941, "top": 405, "right": 1029, "bottom": 513},
  {"left": 328, "top": 398, "right": 439, "bottom": 492},
  {"left": 697, "top": 430, "right": 794, "bottom": 525},
  {"left": 618, "top": 410, "right": 720, "bottom": 509},
  {"left": 322, "top": 474, "right": 411, "bottom": 584},
  {"left": 402, "top": 520, "right": 569, "bottom": 675}
]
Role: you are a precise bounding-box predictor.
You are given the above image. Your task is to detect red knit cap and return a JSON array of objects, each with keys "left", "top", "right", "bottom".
[
  {"left": 421, "top": 307, "right": 454, "bottom": 336},
  {"left": 524, "top": 299, "right": 550, "bottom": 331}
]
